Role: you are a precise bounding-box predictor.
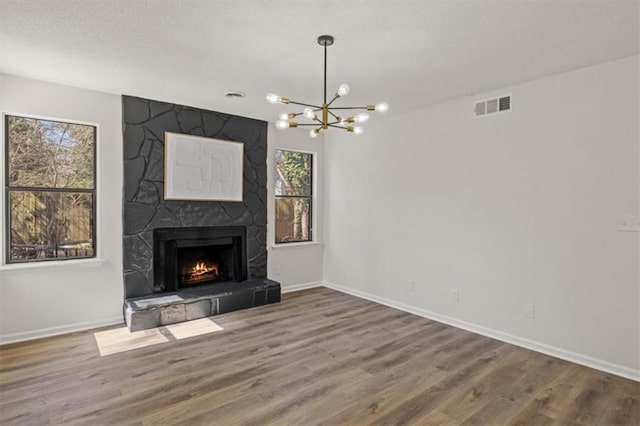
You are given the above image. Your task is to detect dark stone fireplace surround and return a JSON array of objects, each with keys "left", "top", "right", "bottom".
[{"left": 122, "top": 96, "right": 280, "bottom": 330}]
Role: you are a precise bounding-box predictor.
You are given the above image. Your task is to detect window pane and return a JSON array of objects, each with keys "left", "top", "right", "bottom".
[
  {"left": 9, "top": 191, "right": 95, "bottom": 262},
  {"left": 7, "top": 116, "right": 95, "bottom": 189},
  {"left": 275, "top": 198, "right": 311, "bottom": 243},
  {"left": 274, "top": 149, "right": 311, "bottom": 196}
]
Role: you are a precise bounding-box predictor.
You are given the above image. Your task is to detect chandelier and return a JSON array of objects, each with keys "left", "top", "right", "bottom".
[{"left": 266, "top": 35, "right": 388, "bottom": 138}]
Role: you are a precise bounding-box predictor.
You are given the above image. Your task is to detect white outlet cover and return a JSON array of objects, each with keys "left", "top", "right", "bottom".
[
  {"left": 524, "top": 304, "right": 535, "bottom": 319},
  {"left": 450, "top": 289, "right": 459, "bottom": 302}
]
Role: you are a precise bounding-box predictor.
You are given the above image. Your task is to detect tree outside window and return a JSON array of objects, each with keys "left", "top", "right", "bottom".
[
  {"left": 274, "top": 149, "right": 312, "bottom": 244},
  {"left": 5, "top": 115, "right": 96, "bottom": 263}
]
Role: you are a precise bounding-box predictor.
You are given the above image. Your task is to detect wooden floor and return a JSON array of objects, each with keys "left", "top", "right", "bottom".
[{"left": 1, "top": 288, "right": 638, "bottom": 425}]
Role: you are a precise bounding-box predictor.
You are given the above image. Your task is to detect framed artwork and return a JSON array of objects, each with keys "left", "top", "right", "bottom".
[{"left": 164, "top": 132, "right": 244, "bottom": 201}]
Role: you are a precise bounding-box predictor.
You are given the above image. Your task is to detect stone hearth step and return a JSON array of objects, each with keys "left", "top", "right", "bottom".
[{"left": 124, "top": 279, "right": 281, "bottom": 331}]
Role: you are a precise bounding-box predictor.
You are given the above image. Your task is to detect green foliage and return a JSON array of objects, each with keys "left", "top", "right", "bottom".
[{"left": 275, "top": 150, "right": 311, "bottom": 195}]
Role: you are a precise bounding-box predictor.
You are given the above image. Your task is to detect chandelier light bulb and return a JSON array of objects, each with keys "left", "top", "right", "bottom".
[
  {"left": 353, "top": 126, "right": 363, "bottom": 135},
  {"left": 355, "top": 113, "right": 370, "bottom": 123},
  {"left": 279, "top": 113, "right": 290, "bottom": 121},
  {"left": 266, "top": 93, "right": 280, "bottom": 104},
  {"left": 337, "top": 83, "right": 350, "bottom": 97},
  {"left": 375, "top": 102, "right": 389, "bottom": 113},
  {"left": 309, "top": 129, "right": 319, "bottom": 138},
  {"left": 303, "top": 108, "right": 316, "bottom": 120},
  {"left": 275, "top": 120, "right": 288, "bottom": 129}
]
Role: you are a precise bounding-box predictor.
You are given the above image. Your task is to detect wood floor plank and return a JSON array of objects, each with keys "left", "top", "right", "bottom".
[
  {"left": 599, "top": 395, "right": 640, "bottom": 426},
  {"left": 558, "top": 372, "right": 621, "bottom": 425},
  {"left": 506, "top": 404, "right": 556, "bottom": 426},
  {"left": 1, "top": 287, "right": 638, "bottom": 425}
]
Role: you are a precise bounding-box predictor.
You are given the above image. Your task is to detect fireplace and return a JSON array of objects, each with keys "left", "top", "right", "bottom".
[
  {"left": 125, "top": 225, "right": 279, "bottom": 332},
  {"left": 153, "top": 226, "right": 247, "bottom": 292}
]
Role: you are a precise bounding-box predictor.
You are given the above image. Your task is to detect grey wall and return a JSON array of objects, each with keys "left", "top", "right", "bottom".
[{"left": 122, "top": 96, "right": 268, "bottom": 298}]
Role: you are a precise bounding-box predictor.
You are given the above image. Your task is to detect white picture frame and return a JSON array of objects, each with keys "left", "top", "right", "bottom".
[{"left": 164, "top": 132, "right": 244, "bottom": 201}]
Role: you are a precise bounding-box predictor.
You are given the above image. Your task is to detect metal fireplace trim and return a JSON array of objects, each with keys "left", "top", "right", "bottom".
[{"left": 153, "top": 226, "right": 248, "bottom": 292}]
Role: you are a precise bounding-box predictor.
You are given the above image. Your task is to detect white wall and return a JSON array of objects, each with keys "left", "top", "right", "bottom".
[
  {"left": 323, "top": 56, "right": 639, "bottom": 378},
  {"left": 0, "top": 74, "right": 124, "bottom": 342},
  {"left": 267, "top": 125, "right": 324, "bottom": 290}
]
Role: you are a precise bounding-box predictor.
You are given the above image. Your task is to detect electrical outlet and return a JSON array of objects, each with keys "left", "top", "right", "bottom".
[
  {"left": 450, "top": 289, "right": 459, "bottom": 303},
  {"left": 274, "top": 265, "right": 281, "bottom": 275},
  {"left": 524, "top": 304, "right": 535, "bottom": 319},
  {"left": 407, "top": 280, "right": 415, "bottom": 291},
  {"left": 618, "top": 215, "right": 640, "bottom": 232}
]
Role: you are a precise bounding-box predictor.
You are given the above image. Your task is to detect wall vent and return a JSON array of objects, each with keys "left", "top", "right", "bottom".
[{"left": 474, "top": 94, "right": 512, "bottom": 117}]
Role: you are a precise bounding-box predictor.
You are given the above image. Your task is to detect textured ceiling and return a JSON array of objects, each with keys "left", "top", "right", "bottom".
[{"left": 0, "top": 0, "right": 638, "bottom": 121}]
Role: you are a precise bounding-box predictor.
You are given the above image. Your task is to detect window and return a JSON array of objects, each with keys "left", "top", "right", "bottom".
[
  {"left": 274, "top": 149, "right": 312, "bottom": 244},
  {"left": 5, "top": 115, "right": 96, "bottom": 263}
]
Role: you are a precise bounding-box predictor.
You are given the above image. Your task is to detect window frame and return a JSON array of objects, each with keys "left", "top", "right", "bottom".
[
  {"left": 3, "top": 113, "right": 98, "bottom": 265},
  {"left": 274, "top": 148, "right": 314, "bottom": 245}
]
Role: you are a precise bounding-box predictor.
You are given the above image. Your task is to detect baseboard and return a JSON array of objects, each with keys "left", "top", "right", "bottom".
[
  {"left": 281, "top": 281, "right": 323, "bottom": 293},
  {"left": 322, "top": 281, "right": 640, "bottom": 382},
  {"left": 0, "top": 281, "right": 322, "bottom": 345},
  {"left": 0, "top": 316, "right": 123, "bottom": 346}
]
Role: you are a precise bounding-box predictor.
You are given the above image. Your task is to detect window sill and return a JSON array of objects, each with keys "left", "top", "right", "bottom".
[
  {"left": 271, "top": 241, "right": 321, "bottom": 249},
  {"left": 0, "top": 258, "right": 107, "bottom": 274}
]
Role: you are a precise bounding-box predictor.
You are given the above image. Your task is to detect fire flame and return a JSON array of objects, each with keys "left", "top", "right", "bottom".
[{"left": 190, "top": 262, "right": 218, "bottom": 277}]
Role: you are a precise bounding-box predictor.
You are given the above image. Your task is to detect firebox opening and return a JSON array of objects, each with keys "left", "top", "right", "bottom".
[{"left": 153, "top": 226, "right": 248, "bottom": 293}]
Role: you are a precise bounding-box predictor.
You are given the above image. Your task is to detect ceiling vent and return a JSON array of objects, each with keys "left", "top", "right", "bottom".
[
  {"left": 474, "top": 94, "right": 512, "bottom": 117},
  {"left": 225, "top": 91, "right": 246, "bottom": 99}
]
